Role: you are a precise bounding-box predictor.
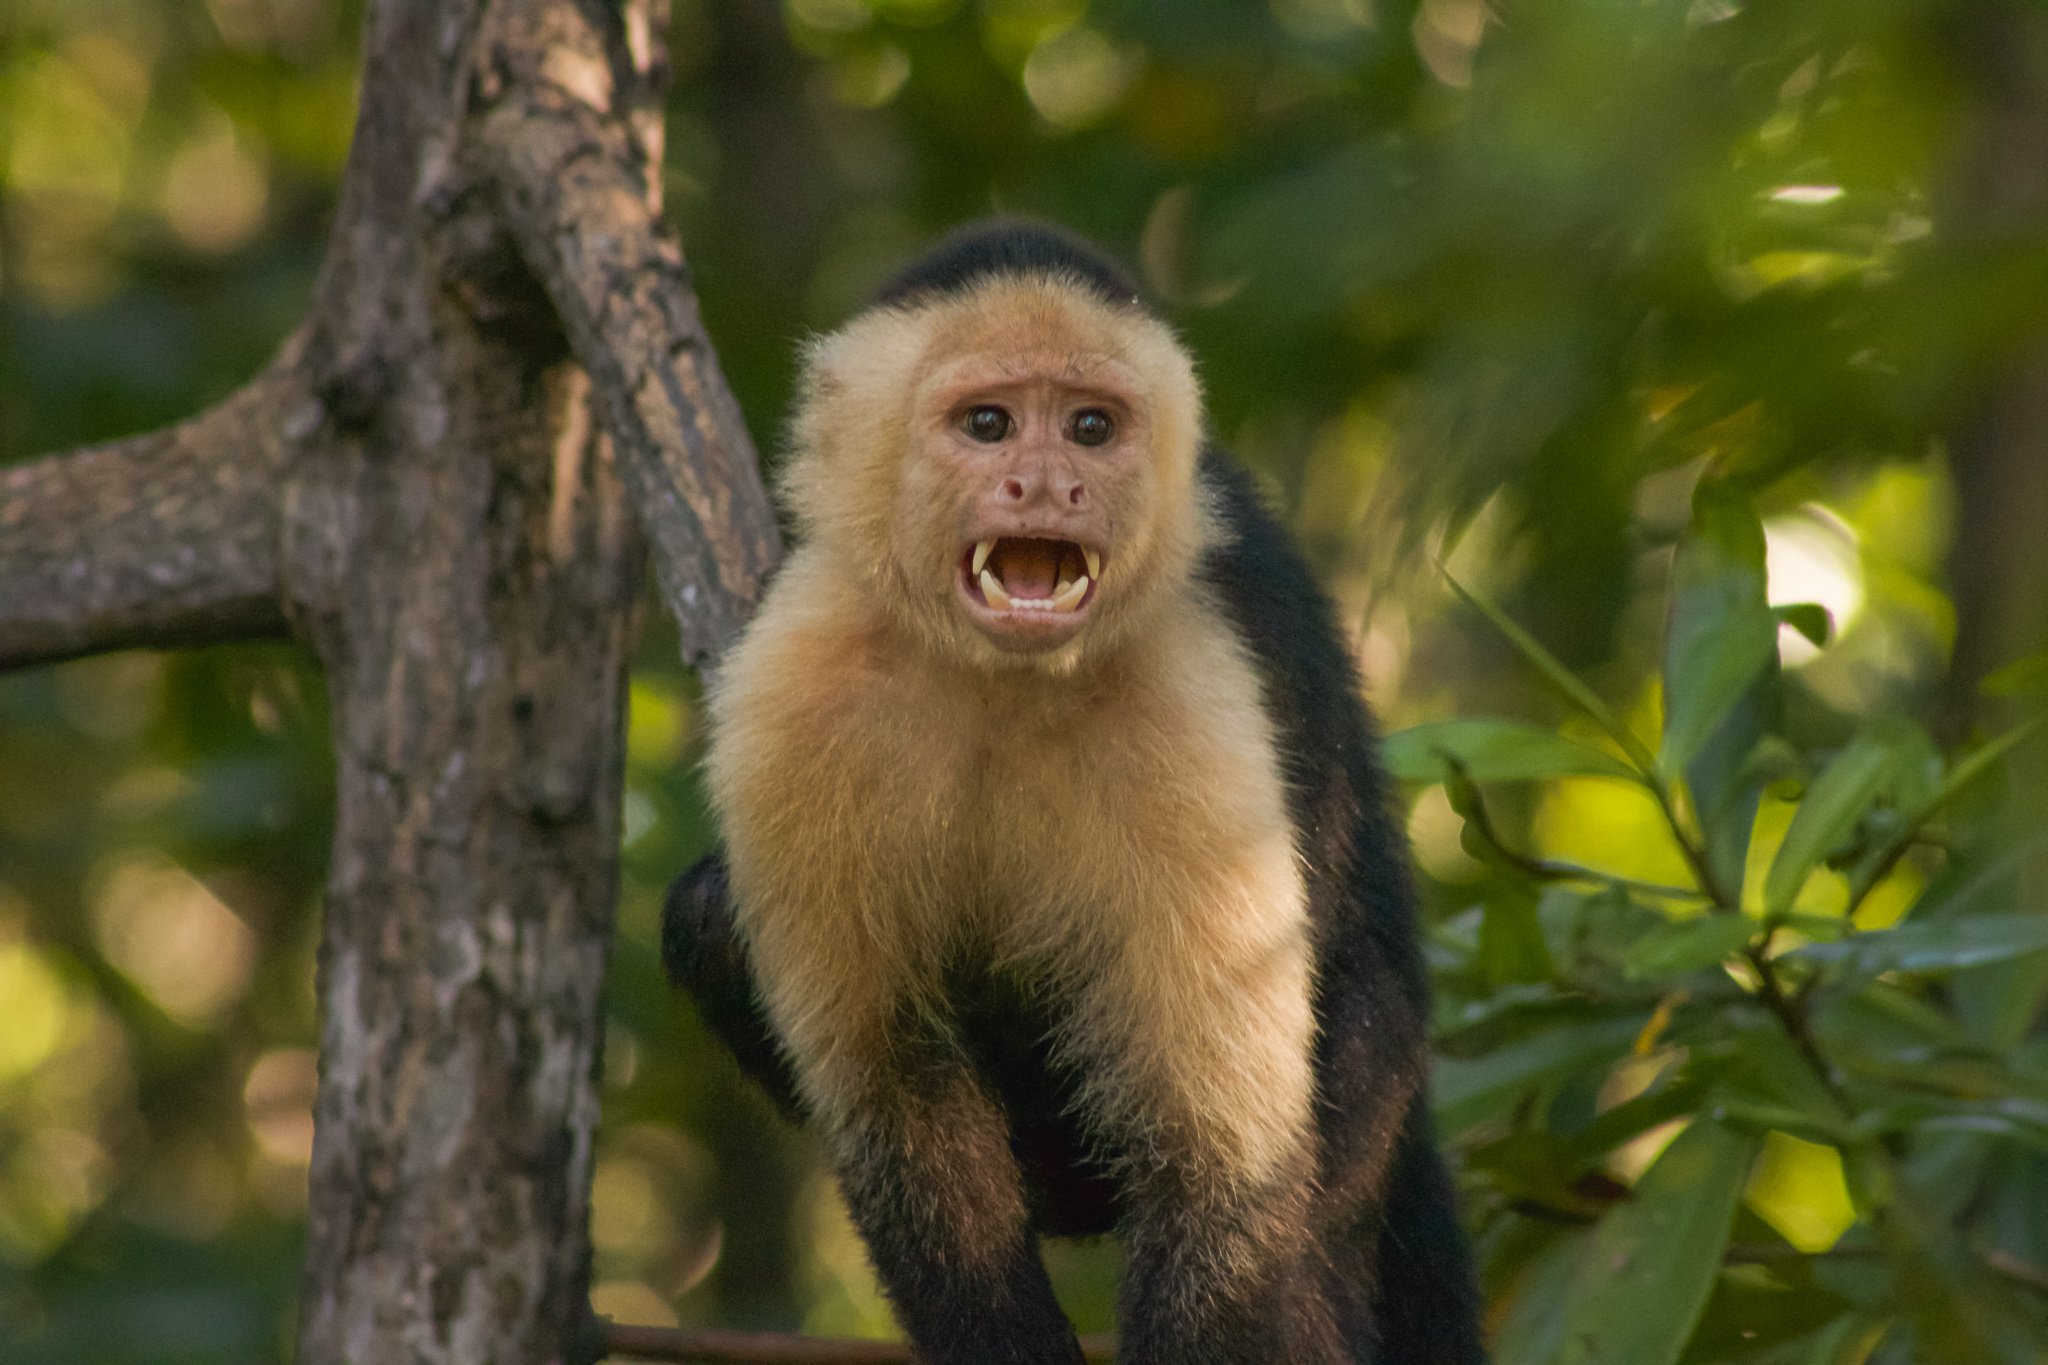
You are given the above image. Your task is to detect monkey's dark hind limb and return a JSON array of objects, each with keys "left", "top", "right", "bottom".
[{"left": 1367, "top": 1105, "right": 1488, "bottom": 1365}]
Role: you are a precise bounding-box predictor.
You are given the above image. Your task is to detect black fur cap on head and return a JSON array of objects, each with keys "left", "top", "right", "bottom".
[{"left": 874, "top": 218, "right": 1145, "bottom": 310}]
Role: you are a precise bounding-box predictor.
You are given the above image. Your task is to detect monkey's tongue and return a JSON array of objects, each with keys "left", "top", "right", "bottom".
[{"left": 993, "top": 540, "right": 1063, "bottom": 599}]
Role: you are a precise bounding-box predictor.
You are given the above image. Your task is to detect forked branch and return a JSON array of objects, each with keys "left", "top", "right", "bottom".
[{"left": 476, "top": 0, "right": 781, "bottom": 666}]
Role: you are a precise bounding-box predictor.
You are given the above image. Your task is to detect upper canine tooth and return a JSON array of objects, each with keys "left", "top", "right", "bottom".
[
  {"left": 1083, "top": 548, "right": 1101, "bottom": 580},
  {"left": 972, "top": 540, "right": 995, "bottom": 576},
  {"left": 979, "top": 568, "right": 1013, "bottom": 610},
  {"left": 1050, "top": 575, "right": 1089, "bottom": 612}
]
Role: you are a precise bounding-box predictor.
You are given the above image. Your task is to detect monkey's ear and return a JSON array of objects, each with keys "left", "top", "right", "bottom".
[
  {"left": 785, "top": 330, "right": 859, "bottom": 462},
  {"left": 791, "top": 309, "right": 933, "bottom": 458}
]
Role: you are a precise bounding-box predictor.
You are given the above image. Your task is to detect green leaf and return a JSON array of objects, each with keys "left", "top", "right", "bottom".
[
  {"left": 1684, "top": 673, "right": 1775, "bottom": 911},
  {"left": 1433, "top": 1013, "right": 1648, "bottom": 1134},
  {"left": 1880, "top": 1187, "right": 2046, "bottom": 1364},
  {"left": 1763, "top": 729, "right": 1899, "bottom": 917},
  {"left": 1776, "top": 602, "right": 1834, "bottom": 648},
  {"left": 1444, "top": 570, "right": 1658, "bottom": 778},
  {"left": 1790, "top": 915, "right": 2048, "bottom": 976},
  {"left": 1383, "top": 719, "right": 1640, "bottom": 785},
  {"left": 1697, "top": 1023, "right": 1849, "bottom": 1141},
  {"left": 1664, "top": 612, "right": 1778, "bottom": 774},
  {"left": 1849, "top": 1096, "right": 2048, "bottom": 1153},
  {"left": 1490, "top": 1227, "right": 1591, "bottom": 1365},
  {"left": 1554, "top": 1120, "right": 1759, "bottom": 1365},
  {"left": 1661, "top": 485, "right": 1777, "bottom": 775},
  {"left": 1621, "top": 914, "right": 1756, "bottom": 981},
  {"left": 1924, "top": 718, "right": 2041, "bottom": 821},
  {"left": 1981, "top": 648, "right": 2048, "bottom": 700},
  {"left": 1480, "top": 889, "right": 1556, "bottom": 986}
]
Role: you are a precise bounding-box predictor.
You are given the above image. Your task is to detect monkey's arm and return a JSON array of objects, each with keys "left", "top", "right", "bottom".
[{"left": 660, "top": 855, "right": 807, "bottom": 1119}]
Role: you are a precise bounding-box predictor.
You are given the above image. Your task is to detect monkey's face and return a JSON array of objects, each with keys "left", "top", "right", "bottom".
[
  {"left": 786, "top": 277, "right": 1206, "bottom": 670},
  {"left": 917, "top": 359, "right": 1141, "bottom": 655}
]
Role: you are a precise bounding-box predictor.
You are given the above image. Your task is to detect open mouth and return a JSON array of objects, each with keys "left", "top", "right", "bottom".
[{"left": 961, "top": 537, "right": 1100, "bottom": 616}]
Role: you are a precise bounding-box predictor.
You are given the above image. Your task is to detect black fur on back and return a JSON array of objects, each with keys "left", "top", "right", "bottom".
[
  {"left": 1197, "top": 449, "right": 1486, "bottom": 1363},
  {"left": 873, "top": 218, "right": 1143, "bottom": 310}
]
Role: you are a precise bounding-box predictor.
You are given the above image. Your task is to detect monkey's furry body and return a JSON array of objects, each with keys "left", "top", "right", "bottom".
[{"left": 664, "top": 222, "right": 1485, "bottom": 1364}]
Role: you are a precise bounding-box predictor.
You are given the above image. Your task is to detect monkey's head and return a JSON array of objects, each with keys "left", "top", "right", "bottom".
[{"left": 781, "top": 223, "right": 1210, "bottom": 673}]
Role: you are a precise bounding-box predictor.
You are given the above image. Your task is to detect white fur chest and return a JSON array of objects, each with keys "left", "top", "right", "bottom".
[{"left": 708, "top": 578, "right": 1304, "bottom": 980}]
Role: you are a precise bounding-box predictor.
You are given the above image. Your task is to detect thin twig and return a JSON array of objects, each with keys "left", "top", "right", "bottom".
[
  {"left": 600, "top": 1324, "right": 1117, "bottom": 1363},
  {"left": 1450, "top": 766, "right": 1707, "bottom": 902},
  {"left": 1726, "top": 1244, "right": 2048, "bottom": 1298}
]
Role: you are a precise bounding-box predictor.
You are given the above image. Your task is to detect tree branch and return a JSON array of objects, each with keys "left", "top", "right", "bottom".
[
  {"left": 0, "top": 365, "right": 304, "bottom": 670},
  {"left": 475, "top": 0, "right": 782, "bottom": 668},
  {"left": 600, "top": 1323, "right": 1116, "bottom": 1364}
]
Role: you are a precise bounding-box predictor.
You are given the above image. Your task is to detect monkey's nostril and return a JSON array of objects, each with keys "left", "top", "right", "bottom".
[
  {"left": 1068, "top": 484, "right": 1086, "bottom": 507},
  {"left": 1001, "top": 478, "right": 1026, "bottom": 501}
]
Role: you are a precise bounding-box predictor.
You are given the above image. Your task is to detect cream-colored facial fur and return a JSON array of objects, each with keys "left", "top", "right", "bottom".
[
  {"left": 778, "top": 274, "right": 1212, "bottom": 673},
  {"left": 706, "top": 274, "right": 1315, "bottom": 1205}
]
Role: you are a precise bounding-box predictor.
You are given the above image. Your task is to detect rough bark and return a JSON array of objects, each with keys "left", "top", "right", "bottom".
[
  {"left": 0, "top": 0, "right": 779, "bottom": 1360},
  {"left": 0, "top": 363, "right": 301, "bottom": 668},
  {"left": 476, "top": 0, "right": 779, "bottom": 667}
]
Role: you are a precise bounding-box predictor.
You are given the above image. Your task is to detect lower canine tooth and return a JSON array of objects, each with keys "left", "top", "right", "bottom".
[
  {"left": 1050, "top": 575, "right": 1089, "bottom": 612},
  {"left": 980, "top": 568, "right": 1013, "bottom": 610}
]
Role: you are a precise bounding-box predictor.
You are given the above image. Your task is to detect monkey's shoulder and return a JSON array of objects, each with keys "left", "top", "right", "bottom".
[{"left": 1194, "top": 449, "right": 1383, "bottom": 780}]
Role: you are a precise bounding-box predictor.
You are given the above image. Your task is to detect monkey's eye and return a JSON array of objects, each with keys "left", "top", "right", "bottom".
[
  {"left": 963, "top": 405, "right": 1013, "bottom": 443},
  {"left": 1070, "top": 409, "right": 1115, "bottom": 447}
]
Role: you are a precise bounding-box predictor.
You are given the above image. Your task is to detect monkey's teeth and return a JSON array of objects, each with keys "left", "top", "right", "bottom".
[
  {"left": 979, "top": 569, "right": 1088, "bottom": 615},
  {"left": 972, "top": 540, "right": 995, "bottom": 576},
  {"left": 1083, "top": 548, "right": 1101, "bottom": 580},
  {"left": 979, "top": 568, "right": 1013, "bottom": 610}
]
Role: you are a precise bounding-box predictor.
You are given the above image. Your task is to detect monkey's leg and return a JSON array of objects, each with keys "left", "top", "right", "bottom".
[
  {"left": 1064, "top": 958, "right": 1348, "bottom": 1364},
  {"left": 817, "top": 1023, "right": 1086, "bottom": 1365},
  {"left": 1309, "top": 927, "right": 1487, "bottom": 1365},
  {"left": 1117, "top": 1161, "right": 1344, "bottom": 1364},
  {"left": 660, "top": 855, "right": 806, "bottom": 1117},
  {"left": 1361, "top": 1100, "right": 1487, "bottom": 1365}
]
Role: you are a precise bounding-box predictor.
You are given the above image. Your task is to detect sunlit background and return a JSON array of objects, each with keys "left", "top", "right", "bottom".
[{"left": 3, "top": 0, "right": 2045, "bottom": 1360}]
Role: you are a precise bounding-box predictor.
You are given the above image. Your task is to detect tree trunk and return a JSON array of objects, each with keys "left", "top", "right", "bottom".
[
  {"left": 1940, "top": 0, "right": 2048, "bottom": 734},
  {"left": 0, "top": 0, "right": 778, "bottom": 1360},
  {"left": 1937, "top": 0, "right": 2048, "bottom": 1049}
]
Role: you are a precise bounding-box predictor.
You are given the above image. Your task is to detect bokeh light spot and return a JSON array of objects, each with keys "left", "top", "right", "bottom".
[
  {"left": 91, "top": 854, "right": 257, "bottom": 1027},
  {"left": 1023, "top": 27, "right": 1140, "bottom": 130},
  {"left": 244, "top": 1047, "right": 319, "bottom": 1165},
  {"left": 0, "top": 945, "right": 69, "bottom": 1081},
  {"left": 1766, "top": 508, "right": 1864, "bottom": 668},
  {"left": 1746, "top": 1131, "right": 1855, "bottom": 1252},
  {"left": 160, "top": 109, "right": 271, "bottom": 254}
]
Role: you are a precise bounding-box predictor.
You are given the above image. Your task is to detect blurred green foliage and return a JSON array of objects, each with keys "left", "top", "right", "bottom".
[{"left": 3, "top": 0, "right": 2046, "bottom": 1360}]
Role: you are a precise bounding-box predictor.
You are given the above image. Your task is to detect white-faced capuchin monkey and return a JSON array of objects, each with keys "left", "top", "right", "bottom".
[{"left": 663, "top": 221, "right": 1486, "bottom": 1365}]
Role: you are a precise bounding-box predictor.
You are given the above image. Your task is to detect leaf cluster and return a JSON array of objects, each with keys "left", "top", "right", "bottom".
[{"left": 1399, "top": 485, "right": 2048, "bottom": 1365}]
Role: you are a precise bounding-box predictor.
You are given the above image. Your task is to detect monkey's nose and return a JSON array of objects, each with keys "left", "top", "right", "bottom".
[{"left": 997, "top": 472, "right": 1087, "bottom": 509}]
